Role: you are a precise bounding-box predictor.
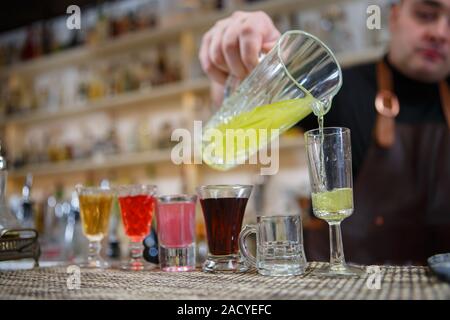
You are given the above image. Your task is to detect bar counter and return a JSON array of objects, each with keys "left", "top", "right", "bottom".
[{"left": 0, "top": 262, "right": 449, "bottom": 300}]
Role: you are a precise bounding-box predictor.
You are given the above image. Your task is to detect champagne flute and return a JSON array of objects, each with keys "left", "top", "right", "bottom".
[{"left": 305, "top": 127, "right": 364, "bottom": 276}]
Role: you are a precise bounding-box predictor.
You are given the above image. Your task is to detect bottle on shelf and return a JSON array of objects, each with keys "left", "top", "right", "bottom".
[
  {"left": 62, "top": 191, "right": 85, "bottom": 262},
  {"left": 106, "top": 198, "right": 122, "bottom": 260},
  {"left": 16, "top": 173, "right": 35, "bottom": 228},
  {"left": 0, "top": 145, "right": 20, "bottom": 231},
  {"left": 41, "top": 184, "right": 68, "bottom": 261},
  {"left": 20, "top": 27, "right": 40, "bottom": 61},
  {"left": 41, "top": 21, "right": 56, "bottom": 55},
  {"left": 95, "top": 6, "right": 110, "bottom": 44},
  {"left": 143, "top": 225, "right": 159, "bottom": 265},
  {"left": 137, "top": 120, "right": 152, "bottom": 152}
]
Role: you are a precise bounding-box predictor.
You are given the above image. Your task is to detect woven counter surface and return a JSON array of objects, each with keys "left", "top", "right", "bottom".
[{"left": 0, "top": 262, "right": 449, "bottom": 300}]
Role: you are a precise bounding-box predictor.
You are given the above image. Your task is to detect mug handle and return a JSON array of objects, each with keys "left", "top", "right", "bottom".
[{"left": 239, "top": 224, "right": 257, "bottom": 268}]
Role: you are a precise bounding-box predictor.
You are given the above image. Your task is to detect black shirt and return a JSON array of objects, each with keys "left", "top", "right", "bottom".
[{"left": 298, "top": 56, "right": 449, "bottom": 179}]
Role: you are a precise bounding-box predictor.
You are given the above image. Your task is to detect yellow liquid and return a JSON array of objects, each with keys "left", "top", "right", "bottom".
[
  {"left": 79, "top": 194, "right": 113, "bottom": 241},
  {"left": 202, "top": 93, "right": 317, "bottom": 170},
  {"left": 311, "top": 188, "right": 353, "bottom": 222}
]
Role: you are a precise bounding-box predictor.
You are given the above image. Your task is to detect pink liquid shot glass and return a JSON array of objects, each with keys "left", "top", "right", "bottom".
[{"left": 156, "top": 194, "right": 197, "bottom": 272}]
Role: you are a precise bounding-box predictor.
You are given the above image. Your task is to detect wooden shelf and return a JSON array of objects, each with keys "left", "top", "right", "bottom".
[
  {"left": 8, "top": 137, "right": 304, "bottom": 178},
  {"left": 0, "top": 45, "right": 385, "bottom": 127},
  {"left": 8, "top": 148, "right": 173, "bottom": 178},
  {"left": 0, "top": 0, "right": 355, "bottom": 77},
  {"left": 1, "top": 0, "right": 379, "bottom": 183},
  {"left": 0, "top": 78, "right": 210, "bottom": 126}
]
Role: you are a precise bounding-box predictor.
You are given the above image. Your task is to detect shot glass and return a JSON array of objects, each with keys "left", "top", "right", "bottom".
[
  {"left": 117, "top": 184, "right": 157, "bottom": 271},
  {"left": 156, "top": 194, "right": 197, "bottom": 272},
  {"left": 76, "top": 185, "right": 113, "bottom": 269}
]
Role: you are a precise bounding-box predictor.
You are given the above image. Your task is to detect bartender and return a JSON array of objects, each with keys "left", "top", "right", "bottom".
[{"left": 198, "top": 0, "right": 450, "bottom": 265}]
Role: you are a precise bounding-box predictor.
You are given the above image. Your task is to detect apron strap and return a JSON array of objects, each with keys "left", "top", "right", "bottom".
[
  {"left": 374, "top": 60, "right": 450, "bottom": 148},
  {"left": 439, "top": 81, "right": 450, "bottom": 128},
  {"left": 374, "top": 60, "right": 399, "bottom": 148}
]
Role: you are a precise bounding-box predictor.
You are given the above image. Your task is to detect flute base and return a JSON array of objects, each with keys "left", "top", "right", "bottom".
[{"left": 312, "top": 262, "right": 365, "bottom": 277}]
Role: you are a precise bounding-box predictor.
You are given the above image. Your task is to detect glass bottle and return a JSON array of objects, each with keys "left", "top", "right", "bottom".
[{"left": 0, "top": 146, "right": 20, "bottom": 231}]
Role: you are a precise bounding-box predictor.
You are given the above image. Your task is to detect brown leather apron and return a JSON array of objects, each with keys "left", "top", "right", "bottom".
[{"left": 344, "top": 60, "right": 450, "bottom": 265}]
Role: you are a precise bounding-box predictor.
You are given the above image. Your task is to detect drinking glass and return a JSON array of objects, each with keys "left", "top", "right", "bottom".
[
  {"left": 156, "top": 194, "right": 197, "bottom": 272},
  {"left": 202, "top": 30, "right": 342, "bottom": 170},
  {"left": 239, "top": 215, "right": 307, "bottom": 276},
  {"left": 76, "top": 185, "right": 113, "bottom": 268},
  {"left": 305, "top": 127, "right": 364, "bottom": 276},
  {"left": 117, "top": 184, "right": 157, "bottom": 270},
  {"left": 197, "top": 185, "right": 253, "bottom": 272}
]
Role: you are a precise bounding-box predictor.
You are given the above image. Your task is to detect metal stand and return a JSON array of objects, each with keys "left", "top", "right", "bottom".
[{"left": 0, "top": 228, "right": 40, "bottom": 267}]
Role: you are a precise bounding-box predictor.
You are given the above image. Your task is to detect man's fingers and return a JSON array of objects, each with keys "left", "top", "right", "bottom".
[
  {"left": 222, "top": 24, "right": 249, "bottom": 79},
  {"left": 198, "top": 11, "right": 281, "bottom": 84},
  {"left": 261, "top": 40, "right": 278, "bottom": 53},
  {"left": 200, "top": 32, "right": 228, "bottom": 84},
  {"left": 239, "top": 28, "right": 263, "bottom": 72},
  {"left": 208, "top": 21, "right": 229, "bottom": 73}
]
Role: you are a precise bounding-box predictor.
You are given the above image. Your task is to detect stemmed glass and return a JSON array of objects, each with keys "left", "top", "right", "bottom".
[
  {"left": 305, "top": 127, "right": 364, "bottom": 276},
  {"left": 76, "top": 185, "right": 113, "bottom": 268},
  {"left": 116, "top": 184, "right": 157, "bottom": 270}
]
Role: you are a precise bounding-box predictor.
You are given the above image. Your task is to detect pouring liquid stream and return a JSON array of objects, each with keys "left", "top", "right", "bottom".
[{"left": 312, "top": 97, "right": 332, "bottom": 192}]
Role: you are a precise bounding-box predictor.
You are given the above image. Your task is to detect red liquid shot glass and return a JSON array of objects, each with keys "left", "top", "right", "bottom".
[{"left": 117, "top": 184, "right": 157, "bottom": 271}]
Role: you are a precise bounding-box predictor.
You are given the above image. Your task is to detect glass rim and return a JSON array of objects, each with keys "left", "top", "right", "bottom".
[
  {"left": 257, "top": 214, "right": 301, "bottom": 221},
  {"left": 157, "top": 194, "right": 197, "bottom": 203},
  {"left": 277, "top": 30, "right": 343, "bottom": 100},
  {"left": 196, "top": 184, "right": 253, "bottom": 191},
  {"left": 75, "top": 184, "right": 113, "bottom": 194},
  {"left": 114, "top": 184, "right": 157, "bottom": 193},
  {"left": 304, "top": 127, "right": 350, "bottom": 139}
]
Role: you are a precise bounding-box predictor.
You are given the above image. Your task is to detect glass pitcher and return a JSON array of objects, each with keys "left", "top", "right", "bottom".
[{"left": 201, "top": 30, "right": 342, "bottom": 170}]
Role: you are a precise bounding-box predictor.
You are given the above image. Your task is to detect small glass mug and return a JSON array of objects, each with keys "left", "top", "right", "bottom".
[
  {"left": 239, "top": 215, "right": 307, "bottom": 276},
  {"left": 197, "top": 185, "right": 253, "bottom": 273}
]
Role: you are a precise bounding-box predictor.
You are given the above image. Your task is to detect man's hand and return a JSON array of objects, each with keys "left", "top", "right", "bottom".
[{"left": 199, "top": 11, "right": 280, "bottom": 86}]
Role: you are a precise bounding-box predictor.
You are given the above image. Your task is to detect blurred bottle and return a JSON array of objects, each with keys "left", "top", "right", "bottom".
[
  {"left": 63, "top": 191, "right": 85, "bottom": 262},
  {"left": 157, "top": 121, "right": 175, "bottom": 149},
  {"left": 16, "top": 174, "right": 35, "bottom": 228},
  {"left": 21, "top": 27, "right": 39, "bottom": 61},
  {"left": 0, "top": 45, "right": 6, "bottom": 67},
  {"left": 195, "top": 215, "right": 207, "bottom": 267},
  {"left": 41, "top": 184, "right": 66, "bottom": 261},
  {"left": 252, "top": 174, "right": 269, "bottom": 216},
  {"left": 41, "top": 22, "right": 56, "bottom": 55},
  {"left": 106, "top": 197, "right": 122, "bottom": 260},
  {"left": 0, "top": 146, "right": 20, "bottom": 230},
  {"left": 143, "top": 226, "right": 159, "bottom": 264},
  {"left": 137, "top": 120, "right": 152, "bottom": 152}
]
